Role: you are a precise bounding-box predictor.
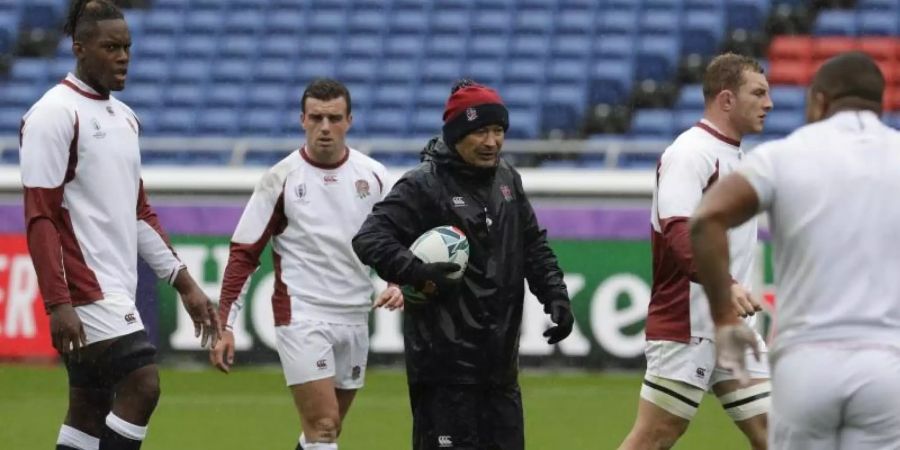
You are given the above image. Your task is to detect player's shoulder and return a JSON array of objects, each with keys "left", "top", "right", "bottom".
[
  {"left": 661, "top": 126, "right": 716, "bottom": 164},
  {"left": 347, "top": 147, "right": 388, "bottom": 173},
  {"left": 23, "top": 84, "right": 76, "bottom": 122},
  {"left": 110, "top": 95, "right": 139, "bottom": 119},
  {"left": 258, "top": 149, "right": 303, "bottom": 191}
]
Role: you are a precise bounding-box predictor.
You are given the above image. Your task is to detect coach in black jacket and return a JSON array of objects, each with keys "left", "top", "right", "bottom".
[{"left": 352, "top": 80, "right": 574, "bottom": 450}]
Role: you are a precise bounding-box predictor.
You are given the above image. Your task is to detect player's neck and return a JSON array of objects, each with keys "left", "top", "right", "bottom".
[
  {"left": 702, "top": 114, "right": 742, "bottom": 143},
  {"left": 74, "top": 66, "right": 110, "bottom": 97},
  {"left": 303, "top": 145, "right": 348, "bottom": 167}
]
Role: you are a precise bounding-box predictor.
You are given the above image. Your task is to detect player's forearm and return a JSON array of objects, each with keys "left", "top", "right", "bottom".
[
  {"left": 689, "top": 216, "right": 739, "bottom": 326},
  {"left": 660, "top": 217, "right": 704, "bottom": 282},
  {"left": 27, "top": 218, "right": 71, "bottom": 308}
]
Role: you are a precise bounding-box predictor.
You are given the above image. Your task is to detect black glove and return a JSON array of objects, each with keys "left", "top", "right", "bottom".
[
  {"left": 543, "top": 299, "right": 574, "bottom": 345},
  {"left": 408, "top": 261, "right": 461, "bottom": 297}
]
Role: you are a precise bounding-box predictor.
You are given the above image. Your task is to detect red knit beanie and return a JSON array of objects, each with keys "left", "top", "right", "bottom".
[{"left": 442, "top": 80, "right": 509, "bottom": 148}]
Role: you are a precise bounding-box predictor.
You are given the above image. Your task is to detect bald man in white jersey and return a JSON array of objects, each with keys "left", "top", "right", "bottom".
[
  {"left": 619, "top": 53, "right": 773, "bottom": 450},
  {"left": 210, "top": 78, "right": 402, "bottom": 450},
  {"left": 692, "top": 51, "right": 900, "bottom": 450}
]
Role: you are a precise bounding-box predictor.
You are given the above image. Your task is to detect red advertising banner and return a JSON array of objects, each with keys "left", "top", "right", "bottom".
[{"left": 0, "top": 235, "right": 56, "bottom": 358}]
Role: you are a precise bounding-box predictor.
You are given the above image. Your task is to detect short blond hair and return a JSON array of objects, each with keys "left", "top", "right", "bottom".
[{"left": 702, "top": 53, "right": 764, "bottom": 103}]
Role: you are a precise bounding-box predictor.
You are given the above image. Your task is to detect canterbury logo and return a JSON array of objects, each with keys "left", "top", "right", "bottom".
[
  {"left": 438, "top": 435, "right": 453, "bottom": 448},
  {"left": 124, "top": 313, "right": 136, "bottom": 324}
]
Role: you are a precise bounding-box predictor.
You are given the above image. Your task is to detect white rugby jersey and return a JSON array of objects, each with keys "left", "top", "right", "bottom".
[
  {"left": 219, "top": 147, "right": 390, "bottom": 327},
  {"left": 20, "top": 73, "right": 184, "bottom": 341},
  {"left": 649, "top": 119, "right": 758, "bottom": 342},
  {"left": 739, "top": 110, "right": 900, "bottom": 355}
]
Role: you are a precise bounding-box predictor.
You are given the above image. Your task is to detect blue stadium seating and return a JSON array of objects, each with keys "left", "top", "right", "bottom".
[
  {"left": 762, "top": 111, "right": 805, "bottom": 137},
  {"left": 0, "top": 107, "right": 23, "bottom": 134},
  {"left": 814, "top": 10, "right": 857, "bottom": 36},
  {"left": 769, "top": 86, "right": 806, "bottom": 111},
  {"left": 630, "top": 109, "right": 675, "bottom": 138},
  {"left": 858, "top": 12, "right": 900, "bottom": 36},
  {"left": 857, "top": 0, "right": 900, "bottom": 11},
  {"left": 725, "top": 0, "right": 769, "bottom": 31},
  {"left": 164, "top": 84, "right": 204, "bottom": 108},
  {"left": 683, "top": 11, "right": 725, "bottom": 55},
  {"left": 675, "top": 84, "right": 705, "bottom": 110}
]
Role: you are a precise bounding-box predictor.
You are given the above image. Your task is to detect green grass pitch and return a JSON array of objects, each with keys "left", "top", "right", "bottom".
[{"left": 0, "top": 364, "right": 746, "bottom": 449}]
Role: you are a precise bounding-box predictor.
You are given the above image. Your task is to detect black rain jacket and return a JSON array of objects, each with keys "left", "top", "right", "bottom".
[{"left": 352, "top": 137, "right": 569, "bottom": 385}]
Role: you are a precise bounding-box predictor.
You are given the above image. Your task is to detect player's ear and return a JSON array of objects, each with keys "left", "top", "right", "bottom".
[
  {"left": 718, "top": 89, "right": 735, "bottom": 112},
  {"left": 299, "top": 112, "right": 306, "bottom": 131},
  {"left": 72, "top": 41, "right": 85, "bottom": 59},
  {"left": 346, "top": 112, "right": 353, "bottom": 128}
]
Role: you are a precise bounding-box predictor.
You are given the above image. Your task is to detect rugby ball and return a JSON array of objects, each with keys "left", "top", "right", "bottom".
[{"left": 403, "top": 226, "right": 469, "bottom": 303}]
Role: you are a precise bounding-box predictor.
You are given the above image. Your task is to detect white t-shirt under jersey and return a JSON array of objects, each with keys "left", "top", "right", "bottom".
[
  {"left": 219, "top": 147, "right": 391, "bottom": 327},
  {"left": 649, "top": 119, "right": 758, "bottom": 342},
  {"left": 739, "top": 110, "right": 900, "bottom": 356}
]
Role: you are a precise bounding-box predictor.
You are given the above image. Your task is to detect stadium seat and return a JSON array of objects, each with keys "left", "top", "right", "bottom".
[
  {"left": 544, "top": 82, "right": 587, "bottom": 108},
  {"left": 858, "top": 0, "right": 900, "bottom": 11},
  {"left": 683, "top": 11, "right": 725, "bottom": 56},
  {"left": 224, "top": 11, "right": 265, "bottom": 35},
  {"left": 345, "top": 82, "right": 373, "bottom": 109},
  {"left": 472, "top": 11, "right": 512, "bottom": 34},
  {"left": 515, "top": 10, "right": 555, "bottom": 35},
  {"left": 206, "top": 84, "right": 245, "bottom": 108},
  {"left": 20, "top": 0, "right": 65, "bottom": 30},
  {"left": 129, "top": 59, "right": 169, "bottom": 84},
  {"left": 152, "top": 0, "right": 190, "bottom": 12},
  {"left": 762, "top": 110, "right": 804, "bottom": 137},
  {"left": 380, "top": 60, "right": 419, "bottom": 83},
  {"left": 411, "top": 107, "right": 443, "bottom": 136},
  {"left": 118, "top": 84, "right": 164, "bottom": 110},
  {"left": 156, "top": 108, "right": 196, "bottom": 134},
  {"left": 197, "top": 109, "right": 240, "bottom": 135},
  {"left": 144, "top": 11, "right": 182, "bottom": 35},
  {"left": 813, "top": 37, "right": 858, "bottom": 62},
  {"left": 504, "top": 83, "right": 542, "bottom": 108},
  {"left": 685, "top": 0, "right": 724, "bottom": 12},
  {"left": 590, "top": 59, "right": 634, "bottom": 105},
  {"left": 302, "top": 36, "right": 341, "bottom": 57},
  {"left": 507, "top": 109, "right": 540, "bottom": 138},
  {"left": 219, "top": 36, "right": 256, "bottom": 59},
  {"left": 247, "top": 84, "right": 289, "bottom": 109},
  {"left": 859, "top": 38, "right": 898, "bottom": 62},
  {"left": 640, "top": 11, "right": 680, "bottom": 36},
  {"left": 135, "top": 35, "right": 175, "bottom": 59},
  {"left": 427, "top": 34, "right": 467, "bottom": 57},
  {"left": 469, "top": 35, "right": 508, "bottom": 59},
  {"left": 10, "top": 58, "right": 50, "bottom": 85},
  {"left": 163, "top": 84, "right": 204, "bottom": 108},
  {"left": 675, "top": 110, "right": 702, "bottom": 132},
  {"left": 50, "top": 58, "right": 73, "bottom": 81},
  {"left": 598, "top": 10, "right": 639, "bottom": 36},
  {"left": 594, "top": 35, "right": 633, "bottom": 59},
  {"left": 813, "top": 10, "right": 857, "bottom": 36},
  {"left": 430, "top": 10, "right": 469, "bottom": 33},
  {"left": 629, "top": 109, "right": 674, "bottom": 138},
  {"left": 184, "top": 10, "right": 223, "bottom": 35},
  {"left": 421, "top": 58, "right": 463, "bottom": 83},
  {"left": 675, "top": 84, "right": 705, "bottom": 110},
  {"left": 308, "top": 10, "right": 347, "bottom": 34},
  {"left": 769, "top": 86, "right": 806, "bottom": 111},
  {"left": 645, "top": 0, "right": 683, "bottom": 11},
  {"left": 390, "top": 10, "right": 428, "bottom": 34},
  {"left": 511, "top": 35, "right": 550, "bottom": 59},
  {"left": 210, "top": 59, "right": 252, "bottom": 83},
  {"left": 635, "top": 36, "right": 681, "bottom": 81},
  {"left": 464, "top": 58, "right": 504, "bottom": 86},
  {"left": 384, "top": 35, "right": 424, "bottom": 59},
  {"left": 0, "top": 12, "right": 17, "bottom": 55},
  {"left": 768, "top": 36, "right": 813, "bottom": 62},
  {"left": 179, "top": 36, "right": 217, "bottom": 59},
  {"left": 858, "top": 12, "right": 899, "bottom": 37},
  {"left": 2, "top": 82, "right": 41, "bottom": 109},
  {"left": 374, "top": 83, "right": 416, "bottom": 108},
  {"left": 261, "top": 35, "right": 299, "bottom": 59},
  {"left": 266, "top": 11, "right": 304, "bottom": 34},
  {"left": 171, "top": 61, "right": 210, "bottom": 84},
  {"left": 338, "top": 59, "right": 378, "bottom": 83},
  {"left": 505, "top": 60, "right": 544, "bottom": 83},
  {"left": 767, "top": 60, "right": 813, "bottom": 85},
  {"left": 367, "top": 108, "right": 409, "bottom": 135},
  {"left": 547, "top": 59, "right": 589, "bottom": 84},
  {"left": 0, "top": 107, "right": 24, "bottom": 134},
  {"left": 295, "top": 59, "right": 336, "bottom": 83},
  {"left": 348, "top": 8, "right": 387, "bottom": 33},
  {"left": 725, "top": 0, "right": 769, "bottom": 31},
  {"left": 416, "top": 83, "right": 448, "bottom": 107},
  {"left": 551, "top": 35, "right": 592, "bottom": 59}
]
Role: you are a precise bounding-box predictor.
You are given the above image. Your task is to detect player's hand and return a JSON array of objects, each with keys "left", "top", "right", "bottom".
[
  {"left": 715, "top": 323, "right": 761, "bottom": 386},
  {"left": 179, "top": 286, "right": 220, "bottom": 349},
  {"left": 209, "top": 329, "right": 235, "bottom": 374},
  {"left": 543, "top": 299, "right": 574, "bottom": 345},
  {"left": 730, "top": 284, "right": 761, "bottom": 318},
  {"left": 410, "top": 262, "right": 461, "bottom": 297},
  {"left": 374, "top": 284, "right": 404, "bottom": 311},
  {"left": 49, "top": 303, "right": 87, "bottom": 358}
]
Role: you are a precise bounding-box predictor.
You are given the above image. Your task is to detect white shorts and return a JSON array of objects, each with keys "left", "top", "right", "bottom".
[
  {"left": 75, "top": 294, "right": 144, "bottom": 345},
  {"left": 275, "top": 319, "right": 369, "bottom": 389},
  {"left": 770, "top": 343, "right": 900, "bottom": 450},
  {"left": 645, "top": 335, "right": 770, "bottom": 391}
]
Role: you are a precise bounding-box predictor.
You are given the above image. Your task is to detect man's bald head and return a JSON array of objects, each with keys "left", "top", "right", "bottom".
[{"left": 806, "top": 52, "right": 884, "bottom": 122}]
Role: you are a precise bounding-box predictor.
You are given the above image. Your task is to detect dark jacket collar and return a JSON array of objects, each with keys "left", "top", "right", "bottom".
[{"left": 420, "top": 136, "right": 498, "bottom": 185}]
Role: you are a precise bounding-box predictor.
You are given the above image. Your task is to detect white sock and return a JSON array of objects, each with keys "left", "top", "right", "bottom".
[
  {"left": 105, "top": 413, "right": 148, "bottom": 441},
  {"left": 300, "top": 433, "right": 338, "bottom": 449},
  {"left": 57, "top": 424, "right": 99, "bottom": 450}
]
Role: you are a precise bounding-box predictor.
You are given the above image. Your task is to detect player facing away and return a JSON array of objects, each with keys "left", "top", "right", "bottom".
[
  {"left": 618, "top": 53, "right": 773, "bottom": 450},
  {"left": 353, "top": 80, "right": 574, "bottom": 450},
  {"left": 210, "top": 79, "right": 403, "bottom": 450},
  {"left": 692, "top": 52, "right": 900, "bottom": 450},
  {"left": 19, "top": 2, "right": 219, "bottom": 450}
]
